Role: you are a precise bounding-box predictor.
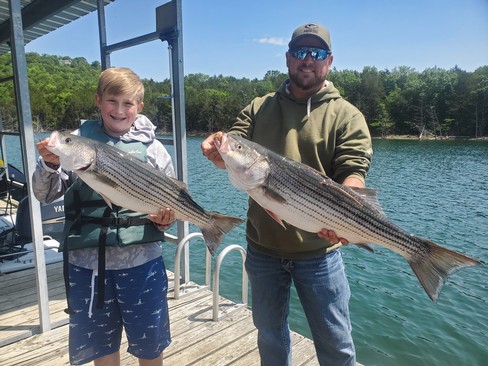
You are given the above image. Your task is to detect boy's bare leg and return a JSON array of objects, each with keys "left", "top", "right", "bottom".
[
  {"left": 139, "top": 355, "right": 163, "bottom": 366},
  {"left": 94, "top": 351, "right": 120, "bottom": 366}
]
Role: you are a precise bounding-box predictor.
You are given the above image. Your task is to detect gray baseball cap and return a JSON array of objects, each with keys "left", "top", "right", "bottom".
[{"left": 288, "top": 23, "right": 331, "bottom": 51}]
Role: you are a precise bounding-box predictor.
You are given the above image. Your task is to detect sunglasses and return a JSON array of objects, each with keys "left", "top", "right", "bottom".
[{"left": 289, "top": 47, "right": 331, "bottom": 61}]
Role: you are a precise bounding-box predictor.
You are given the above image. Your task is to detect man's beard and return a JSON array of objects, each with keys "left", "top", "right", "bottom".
[{"left": 288, "top": 70, "right": 326, "bottom": 91}]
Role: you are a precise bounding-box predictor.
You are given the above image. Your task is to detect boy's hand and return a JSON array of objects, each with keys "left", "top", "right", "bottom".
[
  {"left": 148, "top": 207, "right": 175, "bottom": 228},
  {"left": 36, "top": 137, "right": 60, "bottom": 166}
]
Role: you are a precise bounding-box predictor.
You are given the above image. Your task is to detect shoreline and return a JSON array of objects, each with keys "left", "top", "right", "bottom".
[
  {"left": 10, "top": 130, "right": 488, "bottom": 141},
  {"left": 372, "top": 135, "right": 488, "bottom": 141}
]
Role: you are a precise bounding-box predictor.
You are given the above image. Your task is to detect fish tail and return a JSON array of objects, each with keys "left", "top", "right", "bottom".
[
  {"left": 201, "top": 213, "right": 243, "bottom": 255},
  {"left": 408, "top": 239, "right": 481, "bottom": 302}
]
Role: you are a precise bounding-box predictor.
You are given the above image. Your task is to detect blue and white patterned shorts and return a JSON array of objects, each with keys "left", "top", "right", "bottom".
[{"left": 67, "top": 256, "right": 171, "bottom": 365}]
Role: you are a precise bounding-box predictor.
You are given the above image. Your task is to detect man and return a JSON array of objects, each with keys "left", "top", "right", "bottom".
[{"left": 202, "top": 23, "right": 372, "bottom": 366}]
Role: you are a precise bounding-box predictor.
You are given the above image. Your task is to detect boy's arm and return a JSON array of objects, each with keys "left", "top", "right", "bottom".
[
  {"left": 147, "top": 140, "right": 176, "bottom": 178},
  {"left": 32, "top": 160, "right": 73, "bottom": 204},
  {"left": 32, "top": 138, "right": 73, "bottom": 204}
]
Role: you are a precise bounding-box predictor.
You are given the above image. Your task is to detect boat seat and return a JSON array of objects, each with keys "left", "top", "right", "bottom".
[
  {"left": 15, "top": 196, "right": 32, "bottom": 244},
  {"left": 15, "top": 196, "right": 65, "bottom": 244}
]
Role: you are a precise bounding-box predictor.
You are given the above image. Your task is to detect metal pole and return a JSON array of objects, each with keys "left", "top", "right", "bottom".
[
  {"left": 97, "top": 0, "right": 110, "bottom": 69},
  {"left": 167, "top": 0, "right": 190, "bottom": 282},
  {"left": 8, "top": 0, "right": 51, "bottom": 332}
]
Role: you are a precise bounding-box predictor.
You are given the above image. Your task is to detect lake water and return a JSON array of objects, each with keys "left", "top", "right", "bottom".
[{"left": 3, "top": 134, "right": 487, "bottom": 366}]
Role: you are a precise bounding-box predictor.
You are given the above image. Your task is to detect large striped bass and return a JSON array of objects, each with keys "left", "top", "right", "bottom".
[
  {"left": 215, "top": 133, "right": 480, "bottom": 301},
  {"left": 46, "top": 131, "right": 242, "bottom": 255}
]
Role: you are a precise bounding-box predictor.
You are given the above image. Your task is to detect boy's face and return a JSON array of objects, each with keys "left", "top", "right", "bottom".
[{"left": 96, "top": 93, "right": 143, "bottom": 137}]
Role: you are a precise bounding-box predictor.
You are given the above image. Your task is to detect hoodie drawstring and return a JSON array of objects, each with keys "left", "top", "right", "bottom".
[
  {"left": 88, "top": 269, "right": 98, "bottom": 319},
  {"left": 285, "top": 79, "right": 329, "bottom": 117}
]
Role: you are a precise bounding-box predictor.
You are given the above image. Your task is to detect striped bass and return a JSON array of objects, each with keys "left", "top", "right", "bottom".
[
  {"left": 215, "top": 133, "right": 481, "bottom": 301},
  {"left": 46, "top": 131, "right": 242, "bottom": 255}
]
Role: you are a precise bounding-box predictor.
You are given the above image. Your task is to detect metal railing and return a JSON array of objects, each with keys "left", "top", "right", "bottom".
[
  {"left": 212, "top": 244, "right": 247, "bottom": 321},
  {"left": 170, "top": 231, "right": 248, "bottom": 321},
  {"left": 172, "top": 232, "right": 211, "bottom": 300}
]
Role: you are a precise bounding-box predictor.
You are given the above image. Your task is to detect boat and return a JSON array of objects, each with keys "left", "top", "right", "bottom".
[{"left": 0, "top": 164, "right": 64, "bottom": 274}]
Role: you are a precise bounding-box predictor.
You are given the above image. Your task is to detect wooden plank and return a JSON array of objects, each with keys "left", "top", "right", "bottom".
[
  {"left": 164, "top": 312, "right": 253, "bottom": 362},
  {"left": 183, "top": 321, "right": 258, "bottom": 366},
  {"left": 0, "top": 260, "right": 338, "bottom": 366},
  {"left": 291, "top": 333, "right": 321, "bottom": 366},
  {"left": 0, "top": 325, "right": 68, "bottom": 365},
  {"left": 0, "top": 261, "right": 68, "bottom": 347}
]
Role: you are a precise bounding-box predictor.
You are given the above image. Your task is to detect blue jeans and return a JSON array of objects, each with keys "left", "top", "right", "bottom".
[{"left": 245, "top": 245, "right": 355, "bottom": 366}]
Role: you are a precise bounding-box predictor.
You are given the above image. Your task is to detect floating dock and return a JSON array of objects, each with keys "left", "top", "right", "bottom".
[{"left": 0, "top": 262, "right": 324, "bottom": 365}]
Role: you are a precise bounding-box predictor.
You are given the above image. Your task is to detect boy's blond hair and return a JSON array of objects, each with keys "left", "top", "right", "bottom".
[{"left": 96, "top": 67, "right": 145, "bottom": 104}]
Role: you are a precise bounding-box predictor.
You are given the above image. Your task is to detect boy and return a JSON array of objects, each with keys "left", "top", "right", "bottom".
[{"left": 33, "top": 67, "right": 174, "bottom": 366}]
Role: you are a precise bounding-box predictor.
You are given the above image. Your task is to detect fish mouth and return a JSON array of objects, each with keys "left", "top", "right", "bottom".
[
  {"left": 213, "top": 135, "right": 221, "bottom": 149},
  {"left": 214, "top": 133, "right": 228, "bottom": 153},
  {"left": 46, "top": 131, "right": 60, "bottom": 148},
  {"left": 76, "top": 163, "right": 93, "bottom": 172}
]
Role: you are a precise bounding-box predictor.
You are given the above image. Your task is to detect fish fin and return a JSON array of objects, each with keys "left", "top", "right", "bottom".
[
  {"left": 100, "top": 194, "right": 114, "bottom": 209},
  {"left": 264, "top": 209, "right": 287, "bottom": 229},
  {"left": 201, "top": 213, "right": 243, "bottom": 255},
  {"left": 320, "top": 181, "right": 365, "bottom": 207},
  {"left": 353, "top": 242, "right": 375, "bottom": 252},
  {"left": 263, "top": 187, "right": 287, "bottom": 204},
  {"left": 87, "top": 173, "right": 116, "bottom": 209},
  {"left": 350, "top": 187, "right": 385, "bottom": 215},
  {"left": 408, "top": 238, "right": 481, "bottom": 302},
  {"left": 168, "top": 176, "right": 188, "bottom": 190}
]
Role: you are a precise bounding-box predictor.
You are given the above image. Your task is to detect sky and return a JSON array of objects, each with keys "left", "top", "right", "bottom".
[{"left": 24, "top": 0, "right": 488, "bottom": 82}]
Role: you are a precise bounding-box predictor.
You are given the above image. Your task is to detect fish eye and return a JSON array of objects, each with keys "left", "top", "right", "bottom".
[
  {"left": 64, "top": 137, "right": 72, "bottom": 143},
  {"left": 237, "top": 144, "right": 242, "bottom": 150}
]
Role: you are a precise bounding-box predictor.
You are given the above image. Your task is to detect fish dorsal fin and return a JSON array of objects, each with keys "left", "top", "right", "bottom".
[
  {"left": 320, "top": 181, "right": 365, "bottom": 206},
  {"left": 350, "top": 187, "right": 385, "bottom": 216},
  {"left": 168, "top": 176, "right": 188, "bottom": 191},
  {"left": 319, "top": 181, "right": 385, "bottom": 216}
]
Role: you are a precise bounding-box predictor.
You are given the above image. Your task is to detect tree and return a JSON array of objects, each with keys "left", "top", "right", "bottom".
[
  {"left": 0, "top": 52, "right": 486, "bottom": 138},
  {"left": 370, "top": 102, "right": 394, "bottom": 137}
]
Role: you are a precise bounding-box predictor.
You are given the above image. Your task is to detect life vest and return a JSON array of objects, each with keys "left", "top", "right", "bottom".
[
  {"left": 62, "top": 120, "right": 166, "bottom": 313},
  {"left": 61, "top": 120, "right": 165, "bottom": 251}
]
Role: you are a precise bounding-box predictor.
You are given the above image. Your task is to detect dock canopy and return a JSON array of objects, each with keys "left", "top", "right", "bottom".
[{"left": 0, "top": 0, "right": 112, "bottom": 55}]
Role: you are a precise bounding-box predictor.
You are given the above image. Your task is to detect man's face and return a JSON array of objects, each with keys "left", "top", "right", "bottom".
[{"left": 286, "top": 36, "right": 333, "bottom": 92}]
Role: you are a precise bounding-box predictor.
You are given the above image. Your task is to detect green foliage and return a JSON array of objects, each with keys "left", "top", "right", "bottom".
[
  {"left": 0, "top": 52, "right": 486, "bottom": 137},
  {"left": 0, "top": 52, "right": 100, "bottom": 131}
]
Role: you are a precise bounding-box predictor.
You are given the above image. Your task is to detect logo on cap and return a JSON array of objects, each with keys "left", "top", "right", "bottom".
[{"left": 303, "top": 24, "right": 320, "bottom": 34}]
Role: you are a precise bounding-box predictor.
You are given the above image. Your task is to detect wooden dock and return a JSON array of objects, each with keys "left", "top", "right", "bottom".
[{"left": 0, "top": 262, "right": 322, "bottom": 365}]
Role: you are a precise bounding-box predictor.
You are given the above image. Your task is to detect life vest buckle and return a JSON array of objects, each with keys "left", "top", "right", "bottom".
[{"left": 114, "top": 217, "right": 130, "bottom": 227}]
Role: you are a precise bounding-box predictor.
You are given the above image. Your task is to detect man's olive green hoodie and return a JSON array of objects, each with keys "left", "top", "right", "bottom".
[{"left": 228, "top": 80, "right": 373, "bottom": 259}]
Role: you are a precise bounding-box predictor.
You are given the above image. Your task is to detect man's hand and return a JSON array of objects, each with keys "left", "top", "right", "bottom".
[
  {"left": 201, "top": 131, "right": 226, "bottom": 169},
  {"left": 317, "top": 229, "right": 349, "bottom": 245}
]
